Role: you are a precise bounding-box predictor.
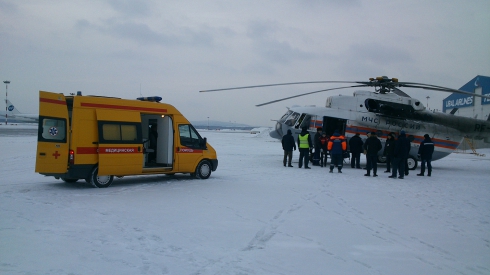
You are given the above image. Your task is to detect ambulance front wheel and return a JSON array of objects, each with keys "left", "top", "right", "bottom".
[
  {"left": 195, "top": 160, "right": 212, "bottom": 179},
  {"left": 89, "top": 166, "right": 114, "bottom": 188}
]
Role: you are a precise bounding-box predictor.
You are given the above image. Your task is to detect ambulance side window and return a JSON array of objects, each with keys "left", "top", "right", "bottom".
[
  {"left": 98, "top": 122, "right": 142, "bottom": 144},
  {"left": 38, "top": 117, "right": 67, "bottom": 142},
  {"left": 179, "top": 124, "right": 204, "bottom": 148}
]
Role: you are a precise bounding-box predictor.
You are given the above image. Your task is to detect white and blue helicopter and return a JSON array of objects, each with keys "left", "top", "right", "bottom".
[{"left": 201, "top": 76, "right": 490, "bottom": 169}]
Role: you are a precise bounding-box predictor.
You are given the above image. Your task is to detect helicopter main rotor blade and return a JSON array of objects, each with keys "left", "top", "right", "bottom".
[
  {"left": 199, "top": 81, "right": 359, "bottom": 92},
  {"left": 397, "top": 82, "right": 490, "bottom": 99},
  {"left": 255, "top": 85, "right": 367, "bottom": 107}
]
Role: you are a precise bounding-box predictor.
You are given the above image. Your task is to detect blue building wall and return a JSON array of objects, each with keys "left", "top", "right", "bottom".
[{"left": 442, "top": 75, "right": 490, "bottom": 112}]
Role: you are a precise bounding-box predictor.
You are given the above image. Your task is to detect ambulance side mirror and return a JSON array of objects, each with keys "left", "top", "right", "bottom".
[{"left": 200, "top": 137, "right": 207, "bottom": 149}]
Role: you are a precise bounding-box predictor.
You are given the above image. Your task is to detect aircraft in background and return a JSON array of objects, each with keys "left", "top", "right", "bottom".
[{"left": 1, "top": 100, "right": 39, "bottom": 123}]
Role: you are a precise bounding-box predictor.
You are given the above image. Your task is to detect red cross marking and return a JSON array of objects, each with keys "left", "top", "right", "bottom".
[{"left": 52, "top": 151, "right": 61, "bottom": 159}]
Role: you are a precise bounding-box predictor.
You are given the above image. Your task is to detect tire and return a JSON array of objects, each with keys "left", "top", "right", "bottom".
[
  {"left": 407, "top": 155, "right": 418, "bottom": 170},
  {"left": 89, "top": 166, "right": 114, "bottom": 188},
  {"left": 61, "top": 178, "right": 79, "bottom": 183},
  {"left": 377, "top": 155, "right": 387, "bottom": 163},
  {"left": 195, "top": 160, "right": 212, "bottom": 179}
]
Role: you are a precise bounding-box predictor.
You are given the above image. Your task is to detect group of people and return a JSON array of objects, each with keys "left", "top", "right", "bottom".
[{"left": 281, "top": 127, "right": 435, "bottom": 178}]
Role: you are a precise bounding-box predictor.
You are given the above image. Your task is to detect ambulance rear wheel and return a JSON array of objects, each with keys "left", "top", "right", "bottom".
[
  {"left": 89, "top": 166, "right": 114, "bottom": 188},
  {"left": 195, "top": 160, "right": 212, "bottom": 179}
]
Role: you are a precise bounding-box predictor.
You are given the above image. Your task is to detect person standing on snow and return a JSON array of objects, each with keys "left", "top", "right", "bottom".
[
  {"left": 319, "top": 132, "right": 329, "bottom": 167},
  {"left": 363, "top": 131, "right": 382, "bottom": 177},
  {"left": 389, "top": 130, "right": 411, "bottom": 179},
  {"left": 297, "top": 127, "right": 312, "bottom": 169},
  {"left": 383, "top": 133, "right": 395, "bottom": 173},
  {"left": 417, "top": 134, "right": 435, "bottom": 176},
  {"left": 348, "top": 133, "right": 363, "bottom": 169},
  {"left": 281, "top": 129, "right": 296, "bottom": 167},
  {"left": 327, "top": 130, "right": 347, "bottom": 173},
  {"left": 312, "top": 127, "right": 323, "bottom": 166}
]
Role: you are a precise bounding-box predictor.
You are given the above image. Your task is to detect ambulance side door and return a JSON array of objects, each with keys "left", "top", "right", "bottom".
[
  {"left": 176, "top": 124, "right": 205, "bottom": 172},
  {"left": 35, "top": 91, "right": 70, "bottom": 174},
  {"left": 96, "top": 109, "right": 144, "bottom": 176}
]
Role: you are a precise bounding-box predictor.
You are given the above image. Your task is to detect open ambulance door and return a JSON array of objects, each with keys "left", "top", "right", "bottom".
[
  {"left": 35, "top": 91, "right": 70, "bottom": 174},
  {"left": 96, "top": 109, "right": 144, "bottom": 176}
]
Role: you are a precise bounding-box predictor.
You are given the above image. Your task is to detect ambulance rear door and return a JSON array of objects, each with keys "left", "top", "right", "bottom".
[
  {"left": 96, "top": 109, "right": 144, "bottom": 176},
  {"left": 35, "top": 91, "right": 70, "bottom": 174}
]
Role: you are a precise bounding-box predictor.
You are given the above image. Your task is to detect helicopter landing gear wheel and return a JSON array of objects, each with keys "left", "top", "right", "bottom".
[
  {"left": 407, "top": 156, "right": 418, "bottom": 170},
  {"left": 89, "top": 166, "right": 114, "bottom": 188}
]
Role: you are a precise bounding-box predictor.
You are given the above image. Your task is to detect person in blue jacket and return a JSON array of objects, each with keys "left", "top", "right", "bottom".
[{"left": 417, "top": 134, "right": 435, "bottom": 176}]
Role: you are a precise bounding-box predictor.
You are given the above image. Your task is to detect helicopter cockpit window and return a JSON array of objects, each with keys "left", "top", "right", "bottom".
[
  {"left": 285, "top": 112, "right": 300, "bottom": 127},
  {"left": 279, "top": 110, "right": 293, "bottom": 123}
]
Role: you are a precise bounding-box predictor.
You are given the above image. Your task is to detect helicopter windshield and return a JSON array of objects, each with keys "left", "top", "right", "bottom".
[{"left": 280, "top": 111, "right": 301, "bottom": 127}]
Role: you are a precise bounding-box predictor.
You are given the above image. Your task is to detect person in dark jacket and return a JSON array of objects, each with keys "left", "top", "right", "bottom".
[
  {"left": 348, "top": 133, "right": 363, "bottom": 169},
  {"left": 417, "top": 134, "right": 435, "bottom": 176},
  {"left": 319, "top": 133, "right": 329, "bottom": 167},
  {"left": 148, "top": 124, "right": 158, "bottom": 163},
  {"left": 363, "top": 132, "right": 382, "bottom": 177},
  {"left": 281, "top": 129, "right": 296, "bottom": 167},
  {"left": 389, "top": 130, "right": 411, "bottom": 179},
  {"left": 312, "top": 127, "right": 323, "bottom": 166},
  {"left": 383, "top": 133, "right": 395, "bottom": 173},
  {"left": 297, "top": 127, "right": 313, "bottom": 169},
  {"left": 327, "top": 130, "right": 347, "bottom": 173}
]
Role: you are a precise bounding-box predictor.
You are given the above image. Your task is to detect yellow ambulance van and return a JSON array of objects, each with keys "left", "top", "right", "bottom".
[{"left": 35, "top": 91, "right": 218, "bottom": 188}]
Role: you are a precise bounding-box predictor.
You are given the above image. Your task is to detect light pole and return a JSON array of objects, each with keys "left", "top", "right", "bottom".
[
  {"left": 4, "top": 81, "right": 10, "bottom": 125},
  {"left": 207, "top": 117, "right": 209, "bottom": 130},
  {"left": 426, "top": 96, "right": 430, "bottom": 110}
]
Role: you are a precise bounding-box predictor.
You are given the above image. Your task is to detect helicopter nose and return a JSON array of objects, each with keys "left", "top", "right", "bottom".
[{"left": 269, "top": 122, "right": 283, "bottom": 139}]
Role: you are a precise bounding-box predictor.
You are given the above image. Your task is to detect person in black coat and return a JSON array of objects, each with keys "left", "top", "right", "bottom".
[
  {"left": 363, "top": 132, "right": 382, "bottom": 177},
  {"left": 312, "top": 127, "right": 323, "bottom": 166},
  {"left": 348, "top": 133, "right": 363, "bottom": 169},
  {"left": 281, "top": 129, "right": 296, "bottom": 167},
  {"left": 417, "top": 134, "right": 435, "bottom": 176},
  {"left": 383, "top": 133, "right": 395, "bottom": 173},
  {"left": 389, "top": 130, "right": 411, "bottom": 179}
]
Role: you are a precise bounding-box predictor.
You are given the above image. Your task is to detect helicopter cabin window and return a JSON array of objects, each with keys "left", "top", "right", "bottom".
[
  {"left": 295, "top": 113, "right": 311, "bottom": 129},
  {"left": 364, "top": 99, "right": 415, "bottom": 118}
]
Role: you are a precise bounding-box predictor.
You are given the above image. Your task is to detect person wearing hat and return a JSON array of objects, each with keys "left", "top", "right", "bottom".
[
  {"left": 297, "top": 126, "right": 313, "bottom": 169},
  {"left": 319, "top": 132, "right": 330, "bottom": 167},
  {"left": 417, "top": 134, "right": 435, "bottom": 176},
  {"left": 281, "top": 129, "right": 296, "bottom": 167},
  {"left": 383, "top": 133, "right": 395, "bottom": 173},
  {"left": 312, "top": 127, "right": 323, "bottom": 166},
  {"left": 348, "top": 133, "right": 364, "bottom": 169},
  {"left": 390, "top": 130, "right": 411, "bottom": 179},
  {"left": 327, "top": 130, "right": 347, "bottom": 173},
  {"left": 363, "top": 131, "right": 382, "bottom": 177}
]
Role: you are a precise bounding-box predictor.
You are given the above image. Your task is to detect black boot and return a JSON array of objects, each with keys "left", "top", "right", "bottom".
[
  {"left": 417, "top": 173, "right": 424, "bottom": 176},
  {"left": 428, "top": 170, "right": 431, "bottom": 177}
]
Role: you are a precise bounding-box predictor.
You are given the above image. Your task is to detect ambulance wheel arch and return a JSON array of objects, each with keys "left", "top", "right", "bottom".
[{"left": 88, "top": 166, "right": 114, "bottom": 188}]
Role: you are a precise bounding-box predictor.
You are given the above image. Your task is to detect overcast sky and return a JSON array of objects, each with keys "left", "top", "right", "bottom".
[{"left": 1, "top": 0, "right": 489, "bottom": 126}]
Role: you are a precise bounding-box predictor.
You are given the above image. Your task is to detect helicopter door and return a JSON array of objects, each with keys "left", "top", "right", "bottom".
[{"left": 322, "top": 116, "right": 347, "bottom": 136}]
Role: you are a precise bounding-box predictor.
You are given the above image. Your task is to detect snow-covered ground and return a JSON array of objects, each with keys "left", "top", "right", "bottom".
[{"left": 1, "top": 125, "right": 489, "bottom": 275}]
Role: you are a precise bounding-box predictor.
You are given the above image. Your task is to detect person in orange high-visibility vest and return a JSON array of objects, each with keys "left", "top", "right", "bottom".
[{"left": 327, "top": 130, "right": 347, "bottom": 173}]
